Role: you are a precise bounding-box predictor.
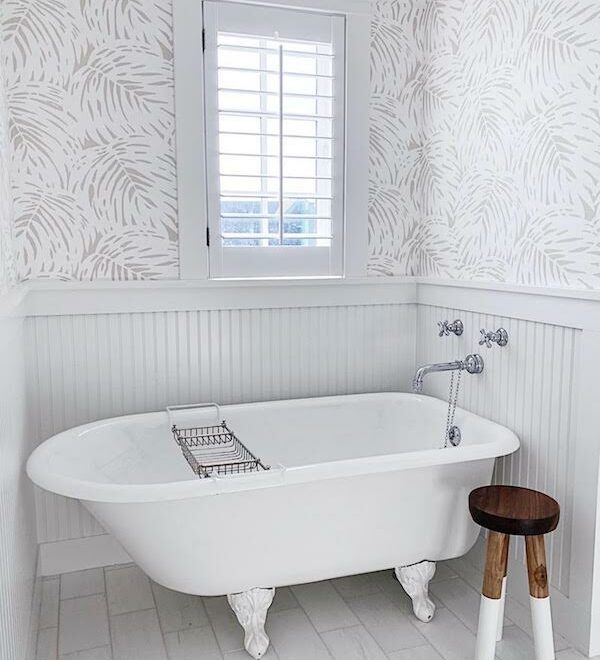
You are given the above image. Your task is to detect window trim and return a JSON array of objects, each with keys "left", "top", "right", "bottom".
[{"left": 174, "top": 0, "right": 370, "bottom": 280}]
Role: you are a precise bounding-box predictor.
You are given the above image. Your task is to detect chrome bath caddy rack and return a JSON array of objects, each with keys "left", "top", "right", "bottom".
[{"left": 168, "top": 404, "right": 270, "bottom": 478}]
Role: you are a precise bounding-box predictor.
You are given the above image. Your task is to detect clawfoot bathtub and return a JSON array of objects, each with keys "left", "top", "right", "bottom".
[{"left": 27, "top": 393, "right": 519, "bottom": 658}]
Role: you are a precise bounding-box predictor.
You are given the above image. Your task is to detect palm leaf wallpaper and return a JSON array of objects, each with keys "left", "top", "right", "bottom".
[
  {"left": 1, "top": 0, "right": 177, "bottom": 281},
  {"left": 369, "top": 0, "right": 600, "bottom": 284},
  {"left": 1, "top": 0, "right": 600, "bottom": 286},
  {"left": 0, "top": 60, "right": 17, "bottom": 295}
]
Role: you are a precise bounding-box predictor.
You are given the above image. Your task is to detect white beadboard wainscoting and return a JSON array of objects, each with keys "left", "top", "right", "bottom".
[
  {"left": 417, "top": 304, "right": 578, "bottom": 597},
  {"left": 0, "top": 298, "right": 39, "bottom": 660},
  {"left": 27, "top": 302, "right": 417, "bottom": 545}
]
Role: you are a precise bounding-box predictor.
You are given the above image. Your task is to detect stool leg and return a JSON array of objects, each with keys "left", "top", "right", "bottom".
[
  {"left": 526, "top": 535, "right": 555, "bottom": 660},
  {"left": 496, "top": 536, "right": 510, "bottom": 642},
  {"left": 475, "top": 531, "right": 509, "bottom": 660}
]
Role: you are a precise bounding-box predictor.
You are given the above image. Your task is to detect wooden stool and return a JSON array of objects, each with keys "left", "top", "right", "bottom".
[{"left": 469, "top": 486, "right": 560, "bottom": 660}]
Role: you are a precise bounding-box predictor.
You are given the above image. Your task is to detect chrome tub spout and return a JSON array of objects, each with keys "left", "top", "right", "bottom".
[{"left": 412, "top": 354, "right": 484, "bottom": 393}]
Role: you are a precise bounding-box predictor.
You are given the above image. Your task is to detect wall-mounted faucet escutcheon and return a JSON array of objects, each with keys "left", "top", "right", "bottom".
[
  {"left": 438, "top": 319, "right": 464, "bottom": 337},
  {"left": 479, "top": 328, "right": 509, "bottom": 348}
]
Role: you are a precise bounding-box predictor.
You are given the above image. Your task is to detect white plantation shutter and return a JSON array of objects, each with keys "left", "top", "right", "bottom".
[{"left": 203, "top": 1, "right": 345, "bottom": 277}]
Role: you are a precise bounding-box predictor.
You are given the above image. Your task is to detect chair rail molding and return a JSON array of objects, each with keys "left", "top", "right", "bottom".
[
  {"left": 21, "top": 277, "right": 600, "bottom": 325},
  {"left": 23, "top": 277, "right": 418, "bottom": 316}
]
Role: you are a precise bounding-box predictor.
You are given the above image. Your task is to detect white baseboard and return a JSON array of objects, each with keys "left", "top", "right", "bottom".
[{"left": 39, "top": 534, "right": 132, "bottom": 576}]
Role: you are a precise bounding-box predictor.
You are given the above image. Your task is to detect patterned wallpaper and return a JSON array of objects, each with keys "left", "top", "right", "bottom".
[
  {"left": 381, "top": 0, "right": 600, "bottom": 286},
  {"left": 2, "top": 1, "right": 600, "bottom": 287},
  {"left": 0, "top": 57, "right": 17, "bottom": 295},
  {"left": 368, "top": 0, "right": 422, "bottom": 276},
  {"left": 2, "top": 0, "right": 177, "bottom": 280}
]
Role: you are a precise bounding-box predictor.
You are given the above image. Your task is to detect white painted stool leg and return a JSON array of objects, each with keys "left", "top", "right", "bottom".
[
  {"left": 395, "top": 561, "right": 436, "bottom": 622},
  {"left": 227, "top": 587, "right": 275, "bottom": 659},
  {"left": 530, "top": 595, "right": 555, "bottom": 660},
  {"left": 475, "top": 531, "right": 509, "bottom": 660},
  {"left": 475, "top": 595, "right": 502, "bottom": 660},
  {"left": 496, "top": 576, "right": 507, "bottom": 642}
]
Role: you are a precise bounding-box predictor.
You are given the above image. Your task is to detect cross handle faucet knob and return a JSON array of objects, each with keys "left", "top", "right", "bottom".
[
  {"left": 480, "top": 328, "right": 509, "bottom": 348},
  {"left": 479, "top": 329, "right": 492, "bottom": 348},
  {"left": 438, "top": 319, "right": 464, "bottom": 337}
]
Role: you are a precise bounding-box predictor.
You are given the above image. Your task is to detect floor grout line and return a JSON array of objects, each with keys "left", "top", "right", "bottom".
[
  {"left": 102, "top": 566, "right": 115, "bottom": 660},
  {"left": 55, "top": 573, "right": 62, "bottom": 658}
]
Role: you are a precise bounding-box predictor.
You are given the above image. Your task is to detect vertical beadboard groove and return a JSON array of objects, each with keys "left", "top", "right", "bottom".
[
  {"left": 416, "top": 305, "right": 579, "bottom": 597},
  {"left": 28, "top": 303, "right": 417, "bottom": 544}
]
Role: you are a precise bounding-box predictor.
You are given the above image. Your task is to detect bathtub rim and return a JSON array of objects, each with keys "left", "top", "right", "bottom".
[{"left": 26, "top": 392, "right": 520, "bottom": 504}]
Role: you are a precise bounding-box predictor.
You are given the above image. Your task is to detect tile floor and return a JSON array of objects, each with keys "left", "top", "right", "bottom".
[{"left": 35, "top": 561, "right": 587, "bottom": 660}]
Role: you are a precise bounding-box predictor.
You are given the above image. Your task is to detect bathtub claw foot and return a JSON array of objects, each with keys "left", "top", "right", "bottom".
[
  {"left": 395, "top": 561, "right": 436, "bottom": 622},
  {"left": 227, "top": 587, "right": 275, "bottom": 659}
]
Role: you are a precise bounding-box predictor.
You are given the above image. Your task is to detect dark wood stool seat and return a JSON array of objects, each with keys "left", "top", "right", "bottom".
[{"left": 469, "top": 485, "right": 560, "bottom": 537}]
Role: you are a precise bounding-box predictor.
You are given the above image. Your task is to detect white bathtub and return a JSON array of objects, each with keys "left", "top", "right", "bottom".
[{"left": 27, "top": 392, "right": 519, "bottom": 658}]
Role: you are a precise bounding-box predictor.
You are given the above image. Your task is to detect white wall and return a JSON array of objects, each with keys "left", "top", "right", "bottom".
[{"left": 0, "top": 301, "right": 38, "bottom": 660}]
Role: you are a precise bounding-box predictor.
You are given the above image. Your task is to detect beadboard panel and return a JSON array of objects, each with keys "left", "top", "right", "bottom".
[
  {"left": 27, "top": 303, "right": 416, "bottom": 543},
  {"left": 0, "top": 312, "right": 38, "bottom": 660},
  {"left": 416, "top": 305, "right": 579, "bottom": 597}
]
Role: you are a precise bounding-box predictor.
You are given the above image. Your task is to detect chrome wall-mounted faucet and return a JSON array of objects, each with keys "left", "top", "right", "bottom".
[
  {"left": 412, "top": 354, "right": 484, "bottom": 393},
  {"left": 438, "top": 319, "right": 464, "bottom": 337},
  {"left": 479, "top": 328, "right": 509, "bottom": 348}
]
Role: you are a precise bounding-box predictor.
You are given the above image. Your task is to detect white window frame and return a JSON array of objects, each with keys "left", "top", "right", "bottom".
[{"left": 174, "top": 0, "right": 370, "bottom": 280}]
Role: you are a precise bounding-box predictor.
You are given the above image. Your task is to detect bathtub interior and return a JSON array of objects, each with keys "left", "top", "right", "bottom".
[{"left": 34, "top": 393, "right": 515, "bottom": 488}]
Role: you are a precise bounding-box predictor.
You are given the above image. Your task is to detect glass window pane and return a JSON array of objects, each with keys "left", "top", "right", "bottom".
[{"left": 215, "top": 29, "right": 338, "bottom": 253}]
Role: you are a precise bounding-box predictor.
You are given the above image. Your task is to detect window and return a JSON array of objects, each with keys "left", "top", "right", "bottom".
[
  {"left": 204, "top": 2, "right": 344, "bottom": 277},
  {"left": 174, "top": 0, "right": 370, "bottom": 280}
]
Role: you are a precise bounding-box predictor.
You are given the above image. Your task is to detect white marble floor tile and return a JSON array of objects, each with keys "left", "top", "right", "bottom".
[
  {"left": 495, "top": 625, "right": 536, "bottom": 660},
  {"left": 446, "top": 558, "right": 481, "bottom": 592},
  {"left": 224, "top": 648, "right": 279, "bottom": 659},
  {"left": 59, "top": 595, "right": 110, "bottom": 655},
  {"left": 61, "top": 570, "right": 105, "bottom": 601},
  {"left": 40, "top": 578, "right": 60, "bottom": 629},
  {"left": 387, "top": 646, "right": 444, "bottom": 660},
  {"left": 346, "top": 592, "right": 425, "bottom": 653},
  {"left": 105, "top": 565, "right": 154, "bottom": 616},
  {"left": 291, "top": 581, "right": 359, "bottom": 632},
  {"left": 163, "top": 626, "right": 221, "bottom": 660},
  {"left": 321, "top": 624, "right": 387, "bottom": 660},
  {"left": 104, "top": 563, "right": 135, "bottom": 572},
  {"left": 203, "top": 596, "right": 245, "bottom": 653},
  {"left": 267, "top": 608, "right": 332, "bottom": 660},
  {"left": 371, "top": 571, "right": 443, "bottom": 617},
  {"left": 430, "top": 563, "right": 457, "bottom": 583},
  {"left": 330, "top": 572, "right": 384, "bottom": 599},
  {"left": 151, "top": 582, "right": 208, "bottom": 633},
  {"left": 412, "top": 607, "right": 477, "bottom": 660},
  {"left": 36, "top": 627, "right": 58, "bottom": 660},
  {"left": 429, "top": 578, "right": 483, "bottom": 633},
  {"left": 110, "top": 608, "right": 167, "bottom": 660},
  {"left": 271, "top": 587, "right": 298, "bottom": 613},
  {"left": 60, "top": 647, "right": 112, "bottom": 660},
  {"left": 556, "top": 650, "right": 588, "bottom": 659},
  {"left": 504, "top": 594, "right": 569, "bottom": 651},
  {"left": 42, "top": 565, "right": 587, "bottom": 660}
]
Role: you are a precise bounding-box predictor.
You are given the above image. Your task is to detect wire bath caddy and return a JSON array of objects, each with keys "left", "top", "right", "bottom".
[{"left": 168, "top": 403, "right": 270, "bottom": 479}]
